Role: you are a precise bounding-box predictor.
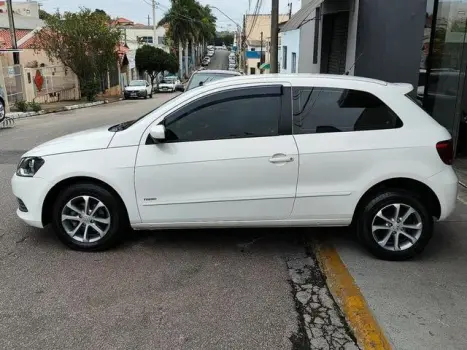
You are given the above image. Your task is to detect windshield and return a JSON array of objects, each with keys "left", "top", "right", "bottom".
[
  {"left": 186, "top": 73, "right": 237, "bottom": 91},
  {"left": 108, "top": 94, "right": 179, "bottom": 132},
  {"left": 129, "top": 80, "right": 146, "bottom": 86},
  {"left": 161, "top": 78, "right": 176, "bottom": 83}
]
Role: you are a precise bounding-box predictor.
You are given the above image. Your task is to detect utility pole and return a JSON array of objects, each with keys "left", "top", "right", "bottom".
[
  {"left": 260, "top": 31, "right": 263, "bottom": 66},
  {"left": 6, "top": 0, "right": 19, "bottom": 64},
  {"left": 288, "top": 2, "right": 292, "bottom": 19},
  {"left": 152, "top": 0, "right": 157, "bottom": 47},
  {"left": 147, "top": 15, "right": 150, "bottom": 26},
  {"left": 270, "top": 0, "right": 279, "bottom": 73}
]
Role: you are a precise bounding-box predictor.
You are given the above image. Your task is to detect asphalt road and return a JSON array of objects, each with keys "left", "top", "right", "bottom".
[
  {"left": 0, "top": 95, "right": 304, "bottom": 349},
  {"left": 206, "top": 49, "right": 229, "bottom": 70}
]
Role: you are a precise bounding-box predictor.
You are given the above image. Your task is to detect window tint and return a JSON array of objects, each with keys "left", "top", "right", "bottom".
[
  {"left": 164, "top": 95, "right": 281, "bottom": 142},
  {"left": 292, "top": 87, "right": 402, "bottom": 134}
]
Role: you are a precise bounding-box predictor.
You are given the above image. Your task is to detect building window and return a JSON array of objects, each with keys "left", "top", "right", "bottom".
[
  {"left": 283, "top": 46, "right": 287, "bottom": 70},
  {"left": 313, "top": 7, "right": 320, "bottom": 64},
  {"left": 158, "top": 36, "right": 165, "bottom": 45},
  {"left": 291, "top": 53, "right": 297, "bottom": 73},
  {"left": 250, "top": 67, "right": 256, "bottom": 75},
  {"left": 138, "top": 36, "right": 153, "bottom": 44},
  {"left": 292, "top": 87, "right": 402, "bottom": 134}
]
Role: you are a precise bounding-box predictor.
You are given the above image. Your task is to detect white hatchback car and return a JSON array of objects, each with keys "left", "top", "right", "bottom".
[{"left": 12, "top": 74, "right": 458, "bottom": 260}]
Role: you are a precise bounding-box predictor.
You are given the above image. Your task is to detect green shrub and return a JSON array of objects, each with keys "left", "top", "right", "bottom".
[
  {"left": 14, "top": 100, "right": 29, "bottom": 112},
  {"left": 29, "top": 101, "right": 42, "bottom": 112},
  {"left": 81, "top": 79, "right": 100, "bottom": 101}
]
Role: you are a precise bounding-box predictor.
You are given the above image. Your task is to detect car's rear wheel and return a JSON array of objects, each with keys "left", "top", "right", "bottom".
[
  {"left": 357, "top": 190, "right": 433, "bottom": 261},
  {"left": 51, "top": 183, "right": 128, "bottom": 251}
]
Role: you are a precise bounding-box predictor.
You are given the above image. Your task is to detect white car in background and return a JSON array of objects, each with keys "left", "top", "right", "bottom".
[
  {"left": 157, "top": 75, "right": 180, "bottom": 93},
  {"left": 11, "top": 74, "right": 458, "bottom": 261},
  {"left": 123, "top": 80, "right": 153, "bottom": 99}
]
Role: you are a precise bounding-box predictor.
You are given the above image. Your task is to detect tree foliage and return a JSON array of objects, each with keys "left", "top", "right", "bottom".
[
  {"left": 39, "top": 9, "right": 52, "bottom": 20},
  {"left": 158, "top": 0, "right": 216, "bottom": 73},
  {"left": 35, "top": 8, "right": 121, "bottom": 100},
  {"left": 135, "top": 45, "right": 179, "bottom": 88}
]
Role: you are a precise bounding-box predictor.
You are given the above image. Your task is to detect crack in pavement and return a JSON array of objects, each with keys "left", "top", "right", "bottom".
[{"left": 287, "top": 254, "right": 361, "bottom": 350}]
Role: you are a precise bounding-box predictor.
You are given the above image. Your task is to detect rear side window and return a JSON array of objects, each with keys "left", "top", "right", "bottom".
[{"left": 292, "top": 87, "right": 403, "bottom": 134}]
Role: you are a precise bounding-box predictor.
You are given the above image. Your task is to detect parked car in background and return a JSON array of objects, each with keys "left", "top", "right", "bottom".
[
  {"left": 201, "top": 57, "right": 211, "bottom": 66},
  {"left": 124, "top": 80, "right": 153, "bottom": 99},
  {"left": 0, "top": 86, "right": 6, "bottom": 123},
  {"left": 11, "top": 74, "right": 457, "bottom": 261},
  {"left": 177, "top": 70, "right": 242, "bottom": 92},
  {"left": 157, "top": 75, "right": 180, "bottom": 93}
]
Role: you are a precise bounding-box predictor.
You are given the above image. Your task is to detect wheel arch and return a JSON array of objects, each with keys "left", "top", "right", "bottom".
[
  {"left": 42, "top": 176, "right": 130, "bottom": 227},
  {"left": 351, "top": 177, "right": 441, "bottom": 225}
]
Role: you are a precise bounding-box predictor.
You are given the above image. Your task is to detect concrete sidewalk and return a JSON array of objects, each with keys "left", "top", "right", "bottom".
[
  {"left": 330, "top": 196, "right": 467, "bottom": 350},
  {"left": 7, "top": 96, "right": 122, "bottom": 119}
]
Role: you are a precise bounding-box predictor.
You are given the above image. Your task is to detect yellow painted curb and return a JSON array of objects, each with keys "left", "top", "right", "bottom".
[{"left": 314, "top": 240, "right": 392, "bottom": 350}]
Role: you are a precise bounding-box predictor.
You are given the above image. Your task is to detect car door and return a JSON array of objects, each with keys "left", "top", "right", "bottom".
[
  {"left": 134, "top": 84, "right": 299, "bottom": 224},
  {"left": 290, "top": 86, "right": 405, "bottom": 224}
]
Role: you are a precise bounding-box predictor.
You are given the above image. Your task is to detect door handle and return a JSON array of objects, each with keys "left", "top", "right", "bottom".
[{"left": 269, "top": 154, "right": 294, "bottom": 164}]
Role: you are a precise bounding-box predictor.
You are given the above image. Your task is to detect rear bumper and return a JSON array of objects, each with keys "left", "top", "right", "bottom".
[{"left": 426, "top": 167, "right": 459, "bottom": 221}]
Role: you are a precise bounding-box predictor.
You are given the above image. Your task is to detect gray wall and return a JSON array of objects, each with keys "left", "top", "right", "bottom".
[{"left": 355, "top": 0, "right": 427, "bottom": 89}]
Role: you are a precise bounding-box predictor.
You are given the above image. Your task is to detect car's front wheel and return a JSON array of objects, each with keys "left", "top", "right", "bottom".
[
  {"left": 51, "top": 183, "right": 128, "bottom": 251},
  {"left": 0, "top": 98, "right": 5, "bottom": 123},
  {"left": 357, "top": 189, "right": 433, "bottom": 261}
]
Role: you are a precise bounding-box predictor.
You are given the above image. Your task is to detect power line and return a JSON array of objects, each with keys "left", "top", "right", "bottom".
[{"left": 245, "top": 0, "right": 262, "bottom": 40}]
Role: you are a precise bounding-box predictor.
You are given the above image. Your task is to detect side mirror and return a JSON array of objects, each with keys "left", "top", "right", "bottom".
[{"left": 149, "top": 124, "right": 166, "bottom": 141}]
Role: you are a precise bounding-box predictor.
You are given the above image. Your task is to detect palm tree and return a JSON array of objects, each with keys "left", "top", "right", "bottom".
[
  {"left": 159, "top": 0, "right": 216, "bottom": 78},
  {"left": 158, "top": 0, "right": 196, "bottom": 79}
]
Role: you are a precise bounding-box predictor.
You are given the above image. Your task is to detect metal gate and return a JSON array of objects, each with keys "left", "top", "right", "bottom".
[
  {"left": 321, "top": 12, "right": 349, "bottom": 74},
  {"left": 3, "top": 64, "right": 23, "bottom": 108}
]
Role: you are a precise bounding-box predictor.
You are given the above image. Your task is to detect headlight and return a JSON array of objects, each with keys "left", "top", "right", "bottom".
[{"left": 16, "top": 157, "right": 45, "bottom": 177}]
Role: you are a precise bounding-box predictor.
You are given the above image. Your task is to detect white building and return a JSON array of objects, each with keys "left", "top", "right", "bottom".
[
  {"left": 0, "top": 1, "right": 40, "bottom": 18},
  {"left": 279, "top": 0, "right": 358, "bottom": 75},
  {"left": 113, "top": 18, "right": 168, "bottom": 80}
]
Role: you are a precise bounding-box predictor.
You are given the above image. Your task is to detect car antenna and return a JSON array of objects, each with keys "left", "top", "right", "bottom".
[{"left": 344, "top": 51, "right": 364, "bottom": 75}]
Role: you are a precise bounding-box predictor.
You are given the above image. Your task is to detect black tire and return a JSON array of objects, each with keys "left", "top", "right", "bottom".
[
  {"left": 0, "top": 98, "right": 5, "bottom": 123},
  {"left": 356, "top": 189, "right": 433, "bottom": 261},
  {"left": 51, "top": 183, "right": 128, "bottom": 251}
]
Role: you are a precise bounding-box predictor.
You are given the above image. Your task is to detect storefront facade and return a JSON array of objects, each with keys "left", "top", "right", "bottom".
[{"left": 418, "top": 0, "right": 467, "bottom": 158}]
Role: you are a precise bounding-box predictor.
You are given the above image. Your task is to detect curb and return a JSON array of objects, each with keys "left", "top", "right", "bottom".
[
  {"left": 7, "top": 98, "right": 123, "bottom": 119},
  {"left": 313, "top": 239, "right": 392, "bottom": 350}
]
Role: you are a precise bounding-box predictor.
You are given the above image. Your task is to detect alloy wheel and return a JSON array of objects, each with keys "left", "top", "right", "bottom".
[
  {"left": 61, "top": 195, "right": 111, "bottom": 243},
  {"left": 371, "top": 203, "right": 423, "bottom": 251}
]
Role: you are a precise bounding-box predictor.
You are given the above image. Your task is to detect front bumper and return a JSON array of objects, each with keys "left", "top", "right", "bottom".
[
  {"left": 426, "top": 167, "right": 459, "bottom": 221},
  {"left": 11, "top": 174, "right": 50, "bottom": 228},
  {"left": 124, "top": 90, "right": 147, "bottom": 98}
]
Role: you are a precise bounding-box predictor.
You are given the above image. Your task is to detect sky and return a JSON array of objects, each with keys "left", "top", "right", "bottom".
[{"left": 41, "top": 0, "right": 301, "bottom": 31}]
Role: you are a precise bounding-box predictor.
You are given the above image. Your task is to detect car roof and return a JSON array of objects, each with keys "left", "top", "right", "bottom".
[
  {"left": 193, "top": 69, "right": 241, "bottom": 76},
  {"left": 190, "top": 73, "right": 414, "bottom": 94}
]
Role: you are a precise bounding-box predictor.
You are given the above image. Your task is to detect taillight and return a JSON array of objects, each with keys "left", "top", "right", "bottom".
[{"left": 436, "top": 139, "right": 453, "bottom": 165}]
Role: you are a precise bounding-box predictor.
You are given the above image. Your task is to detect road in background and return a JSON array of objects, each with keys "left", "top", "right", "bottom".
[
  {"left": 206, "top": 49, "right": 229, "bottom": 70},
  {"left": 0, "top": 97, "right": 303, "bottom": 349}
]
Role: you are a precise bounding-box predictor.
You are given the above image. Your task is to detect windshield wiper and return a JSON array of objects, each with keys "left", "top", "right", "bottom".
[{"left": 109, "top": 120, "right": 135, "bottom": 132}]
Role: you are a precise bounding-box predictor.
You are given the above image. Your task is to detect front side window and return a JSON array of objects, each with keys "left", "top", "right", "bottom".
[
  {"left": 164, "top": 94, "right": 281, "bottom": 142},
  {"left": 292, "top": 87, "right": 402, "bottom": 134}
]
